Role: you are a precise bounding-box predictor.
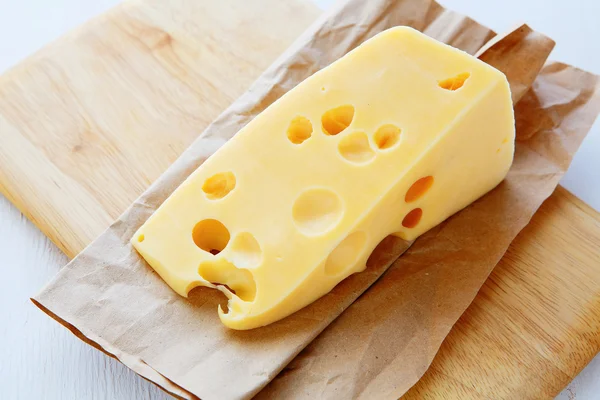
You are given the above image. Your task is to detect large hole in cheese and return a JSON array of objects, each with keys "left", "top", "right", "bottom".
[
  {"left": 292, "top": 188, "right": 343, "bottom": 236},
  {"left": 324, "top": 231, "right": 367, "bottom": 276},
  {"left": 202, "top": 172, "right": 236, "bottom": 200},
  {"left": 322, "top": 105, "right": 355, "bottom": 135},
  {"left": 405, "top": 176, "right": 434, "bottom": 203},
  {"left": 374, "top": 124, "right": 401, "bottom": 150},
  {"left": 198, "top": 259, "right": 256, "bottom": 302},
  {"left": 438, "top": 72, "right": 470, "bottom": 91},
  {"left": 192, "top": 219, "right": 230, "bottom": 255},
  {"left": 338, "top": 131, "right": 375, "bottom": 164},
  {"left": 287, "top": 116, "right": 313, "bottom": 144}
]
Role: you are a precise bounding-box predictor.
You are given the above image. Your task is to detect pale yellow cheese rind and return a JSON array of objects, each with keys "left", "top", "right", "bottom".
[{"left": 132, "top": 27, "right": 515, "bottom": 330}]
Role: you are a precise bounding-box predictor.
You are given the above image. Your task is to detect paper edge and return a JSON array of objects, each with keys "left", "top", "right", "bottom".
[{"left": 30, "top": 298, "right": 195, "bottom": 400}]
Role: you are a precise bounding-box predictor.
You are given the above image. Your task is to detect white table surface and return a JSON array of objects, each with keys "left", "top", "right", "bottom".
[{"left": 1, "top": 0, "right": 599, "bottom": 399}]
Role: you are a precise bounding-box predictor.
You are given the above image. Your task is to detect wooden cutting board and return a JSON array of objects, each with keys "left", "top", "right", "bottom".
[
  {"left": 0, "top": 0, "right": 599, "bottom": 398},
  {"left": 0, "top": 0, "right": 320, "bottom": 257}
]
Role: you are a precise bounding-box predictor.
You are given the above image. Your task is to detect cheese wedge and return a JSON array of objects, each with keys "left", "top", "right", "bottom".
[{"left": 132, "top": 27, "right": 515, "bottom": 330}]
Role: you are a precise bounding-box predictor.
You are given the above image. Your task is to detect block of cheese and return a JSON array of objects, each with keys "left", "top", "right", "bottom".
[{"left": 131, "top": 27, "right": 515, "bottom": 330}]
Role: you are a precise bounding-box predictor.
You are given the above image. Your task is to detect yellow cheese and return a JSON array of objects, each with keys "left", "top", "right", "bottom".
[{"left": 131, "top": 27, "right": 515, "bottom": 330}]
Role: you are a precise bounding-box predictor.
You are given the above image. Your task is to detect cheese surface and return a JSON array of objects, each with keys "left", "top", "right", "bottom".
[{"left": 132, "top": 27, "right": 515, "bottom": 330}]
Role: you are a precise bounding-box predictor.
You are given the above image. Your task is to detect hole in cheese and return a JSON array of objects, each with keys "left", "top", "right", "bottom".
[
  {"left": 402, "top": 208, "right": 423, "bottom": 228},
  {"left": 198, "top": 259, "right": 256, "bottom": 302},
  {"left": 405, "top": 176, "right": 434, "bottom": 203},
  {"left": 202, "top": 172, "right": 236, "bottom": 200},
  {"left": 338, "top": 132, "right": 375, "bottom": 164},
  {"left": 287, "top": 116, "right": 313, "bottom": 145},
  {"left": 192, "top": 219, "right": 230, "bottom": 254},
  {"left": 137, "top": 234, "right": 145, "bottom": 243},
  {"left": 374, "top": 124, "right": 401, "bottom": 150},
  {"left": 438, "top": 72, "right": 470, "bottom": 91},
  {"left": 292, "top": 188, "right": 343, "bottom": 236},
  {"left": 229, "top": 232, "right": 262, "bottom": 269},
  {"left": 322, "top": 105, "right": 355, "bottom": 135},
  {"left": 324, "top": 231, "right": 367, "bottom": 276}
]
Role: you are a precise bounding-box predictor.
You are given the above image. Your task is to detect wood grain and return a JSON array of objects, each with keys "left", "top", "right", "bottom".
[
  {"left": 1, "top": 0, "right": 599, "bottom": 398},
  {"left": 0, "top": 0, "right": 319, "bottom": 258}
]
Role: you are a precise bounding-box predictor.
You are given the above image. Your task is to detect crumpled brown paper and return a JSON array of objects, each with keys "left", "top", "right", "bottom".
[{"left": 32, "top": 0, "right": 600, "bottom": 399}]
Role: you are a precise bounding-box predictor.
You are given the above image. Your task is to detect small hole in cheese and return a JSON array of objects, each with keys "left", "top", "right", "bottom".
[
  {"left": 287, "top": 116, "right": 313, "bottom": 145},
  {"left": 192, "top": 219, "right": 230, "bottom": 254},
  {"left": 322, "top": 105, "right": 355, "bottom": 135},
  {"left": 202, "top": 172, "right": 236, "bottom": 200},
  {"left": 338, "top": 132, "right": 375, "bottom": 164},
  {"left": 324, "top": 231, "right": 367, "bottom": 276},
  {"left": 438, "top": 72, "right": 470, "bottom": 91},
  {"left": 402, "top": 208, "right": 423, "bottom": 228},
  {"left": 137, "top": 234, "right": 145, "bottom": 243},
  {"left": 374, "top": 124, "right": 401, "bottom": 150},
  {"left": 405, "top": 176, "right": 434, "bottom": 203},
  {"left": 229, "top": 232, "right": 262, "bottom": 269}
]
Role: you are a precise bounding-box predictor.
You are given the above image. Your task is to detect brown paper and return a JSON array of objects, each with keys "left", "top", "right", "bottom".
[{"left": 32, "top": 0, "right": 600, "bottom": 399}]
